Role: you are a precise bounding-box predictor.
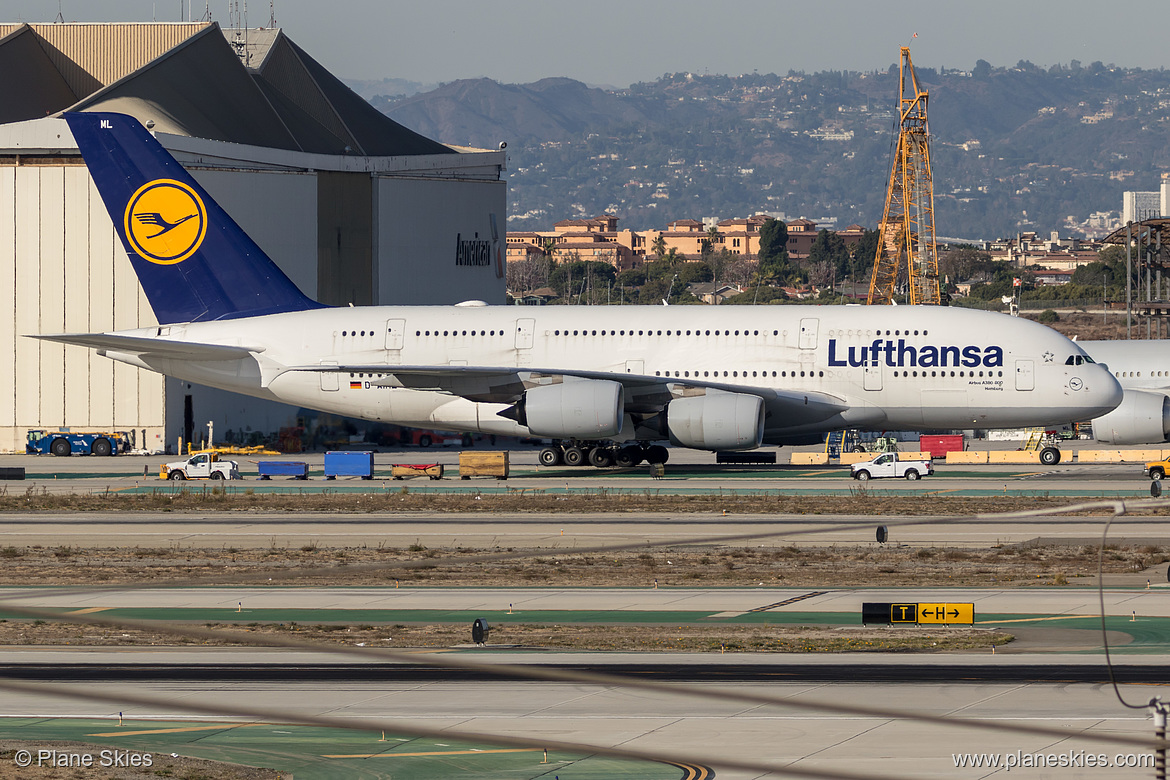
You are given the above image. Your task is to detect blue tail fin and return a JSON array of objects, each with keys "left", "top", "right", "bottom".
[{"left": 65, "top": 111, "right": 325, "bottom": 324}]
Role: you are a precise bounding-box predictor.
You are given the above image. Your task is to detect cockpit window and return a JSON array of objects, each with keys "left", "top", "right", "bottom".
[{"left": 1065, "top": 355, "right": 1095, "bottom": 366}]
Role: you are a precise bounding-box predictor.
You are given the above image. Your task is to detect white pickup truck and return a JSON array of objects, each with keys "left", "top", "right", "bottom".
[
  {"left": 160, "top": 452, "right": 241, "bottom": 480},
  {"left": 851, "top": 452, "right": 932, "bottom": 481}
]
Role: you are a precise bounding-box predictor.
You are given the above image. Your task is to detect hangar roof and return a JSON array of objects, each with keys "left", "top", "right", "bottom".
[{"left": 0, "top": 21, "right": 453, "bottom": 156}]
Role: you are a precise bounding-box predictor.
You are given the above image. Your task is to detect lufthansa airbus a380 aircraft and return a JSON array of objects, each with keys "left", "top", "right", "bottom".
[
  {"left": 1080, "top": 339, "right": 1170, "bottom": 445},
  {"left": 36, "top": 112, "right": 1123, "bottom": 467}
]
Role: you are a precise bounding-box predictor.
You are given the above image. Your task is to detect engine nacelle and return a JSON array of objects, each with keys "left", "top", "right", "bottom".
[
  {"left": 522, "top": 379, "right": 624, "bottom": 438},
  {"left": 1092, "top": 389, "right": 1170, "bottom": 444},
  {"left": 666, "top": 392, "right": 765, "bottom": 451}
]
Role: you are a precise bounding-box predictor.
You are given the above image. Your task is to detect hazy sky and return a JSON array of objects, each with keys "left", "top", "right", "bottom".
[{"left": 11, "top": 0, "right": 1170, "bottom": 87}]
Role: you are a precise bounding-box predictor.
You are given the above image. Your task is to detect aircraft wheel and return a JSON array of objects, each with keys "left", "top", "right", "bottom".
[
  {"left": 168, "top": 470, "right": 186, "bottom": 480},
  {"left": 1039, "top": 447, "right": 1061, "bottom": 466},
  {"left": 614, "top": 445, "right": 642, "bottom": 468},
  {"left": 538, "top": 447, "right": 563, "bottom": 467},
  {"left": 588, "top": 447, "right": 614, "bottom": 468},
  {"left": 645, "top": 445, "right": 669, "bottom": 465},
  {"left": 50, "top": 438, "right": 71, "bottom": 457},
  {"left": 563, "top": 447, "right": 586, "bottom": 467}
]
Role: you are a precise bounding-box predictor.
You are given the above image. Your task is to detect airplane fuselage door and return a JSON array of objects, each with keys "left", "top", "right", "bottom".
[
  {"left": 1015, "top": 359, "right": 1035, "bottom": 391},
  {"left": 625, "top": 359, "right": 644, "bottom": 374},
  {"left": 864, "top": 362, "right": 882, "bottom": 391},
  {"left": 385, "top": 319, "right": 406, "bottom": 350},
  {"left": 799, "top": 318, "right": 819, "bottom": 350},
  {"left": 320, "top": 360, "right": 339, "bottom": 391},
  {"left": 515, "top": 318, "right": 535, "bottom": 350}
]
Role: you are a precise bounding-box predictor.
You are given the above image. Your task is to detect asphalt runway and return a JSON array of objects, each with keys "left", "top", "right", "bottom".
[
  {"left": 0, "top": 660, "right": 1161, "bottom": 779},
  {"left": 2, "top": 586, "right": 1167, "bottom": 618},
  {"left": 0, "top": 448, "right": 1163, "bottom": 497},
  {"left": 2, "top": 511, "right": 1169, "bottom": 549}
]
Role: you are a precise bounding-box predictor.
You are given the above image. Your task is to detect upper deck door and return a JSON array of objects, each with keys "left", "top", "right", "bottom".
[
  {"left": 799, "top": 318, "right": 819, "bottom": 350},
  {"left": 515, "top": 318, "right": 535, "bottom": 350},
  {"left": 385, "top": 319, "right": 406, "bottom": 350}
]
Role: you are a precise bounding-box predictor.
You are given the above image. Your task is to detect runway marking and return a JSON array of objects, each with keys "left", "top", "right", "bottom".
[
  {"left": 323, "top": 748, "right": 541, "bottom": 758},
  {"left": 88, "top": 723, "right": 261, "bottom": 737},
  {"left": 66, "top": 608, "right": 112, "bottom": 615},
  {"left": 748, "top": 591, "right": 829, "bottom": 613},
  {"left": 977, "top": 615, "right": 1093, "bottom": 624},
  {"left": 663, "top": 760, "right": 715, "bottom": 779}
]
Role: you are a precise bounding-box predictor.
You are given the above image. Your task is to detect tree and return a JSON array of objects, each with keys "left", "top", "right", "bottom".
[
  {"left": 651, "top": 234, "right": 667, "bottom": 260},
  {"left": 706, "top": 246, "right": 732, "bottom": 287},
  {"left": 806, "top": 229, "right": 850, "bottom": 283},
  {"left": 850, "top": 229, "right": 880, "bottom": 287},
  {"left": 757, "top": 218, "right": 789, "bottom": 281},
  {"left": 938, "top": 247, "right": 996, "bottom": 286}
]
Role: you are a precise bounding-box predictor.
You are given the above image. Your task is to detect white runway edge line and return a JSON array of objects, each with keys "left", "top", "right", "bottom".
[{"left": 953, "top": 750, "right": 1155, "bottom": 771}]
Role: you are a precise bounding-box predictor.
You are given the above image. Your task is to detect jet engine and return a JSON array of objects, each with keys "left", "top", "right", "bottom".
[
  {"left": 513, "top": 379, "right": 624, "bottom": 438},
  {"left": 1092, "top": 389, "right": 1170, "bottom": 444},
  {"left": 666, "top": 392, "right": 765, "bottom": 450}
]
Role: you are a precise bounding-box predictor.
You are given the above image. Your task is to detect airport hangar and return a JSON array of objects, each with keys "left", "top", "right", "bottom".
[{"left": 0, "top": 21, "right": 506, "bottom": 454}]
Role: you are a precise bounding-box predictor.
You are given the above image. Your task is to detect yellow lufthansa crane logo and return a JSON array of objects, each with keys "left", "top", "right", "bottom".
[{"left": 124, "top": 179, "right": 207, "bottom": 265}]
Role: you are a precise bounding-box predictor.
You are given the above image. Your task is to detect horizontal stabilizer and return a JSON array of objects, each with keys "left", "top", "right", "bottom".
[{"left": 31, "top": 333, "right": 263, "bottom": 362}]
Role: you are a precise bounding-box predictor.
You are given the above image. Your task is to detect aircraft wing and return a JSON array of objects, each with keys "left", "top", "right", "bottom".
[
  {"left": 30, "top": 333, "right": 264, "bottom": 362},
  {"left": 289, "top": 363, "right": 849, "bottom": 423}
]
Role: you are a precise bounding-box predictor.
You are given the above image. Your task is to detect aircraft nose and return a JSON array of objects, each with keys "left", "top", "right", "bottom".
[{"left": 1086, "top": 366, "right": 1123, "bottom": 417}]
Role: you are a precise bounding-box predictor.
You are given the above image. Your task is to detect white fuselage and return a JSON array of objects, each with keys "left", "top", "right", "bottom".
[{"left": 112, "top": 305, "right": 1121, "bottom": 445}]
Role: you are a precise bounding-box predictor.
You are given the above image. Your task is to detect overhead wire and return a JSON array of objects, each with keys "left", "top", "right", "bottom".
[
  {"left": 0, "top": 599, "right": 1163, "bottom": 752},
  {"left": 0, "top": 497, "right": 1167, "bottom": 764},
  {"left": 0, "top": 678, "right": 896, "bottom": 780}
]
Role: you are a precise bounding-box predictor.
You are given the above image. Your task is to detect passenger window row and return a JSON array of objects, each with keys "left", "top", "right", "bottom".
[
  {"left": 654, "top": 369, "right": 824, "bottom": 379},
  {"left": 415, "top": 330, "right": 503, "bottom": 337},
  {"left": 892, "top": 370, "right": 1004, "bottom": 378},
  {"left": 553, "top": 328, "right": 776, "bottom": 337}
]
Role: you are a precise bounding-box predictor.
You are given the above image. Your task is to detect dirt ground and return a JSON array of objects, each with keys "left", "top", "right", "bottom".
[
  {"left": 0, "top": 489, "right": 1155, "bottom": 516},
  {"left": 0, "top": 538, "right": 1164, "bottom": 589},
  {"left": 0, "top": 619, "right": 1011, "bottom": 654},
  {"left": 1021, "top": 310, "right": 1127, "bottom": 341}
]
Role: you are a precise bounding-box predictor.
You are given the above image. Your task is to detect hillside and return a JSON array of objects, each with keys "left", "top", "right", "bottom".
[{"left": 373, "top": 62, "right": 1170, "bottom": 238}]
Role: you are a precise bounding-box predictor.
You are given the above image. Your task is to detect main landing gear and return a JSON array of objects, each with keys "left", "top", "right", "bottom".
[{"left": 538, "top": 442, "right": 669, "bottom": 469}]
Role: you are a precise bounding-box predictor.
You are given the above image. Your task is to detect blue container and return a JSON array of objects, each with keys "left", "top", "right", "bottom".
[
  {"left": 324, "top": 451, "right": 374, "bottom": 480},
  {"left": 257, "top": 461, "right": 309, "bottom": 480}
]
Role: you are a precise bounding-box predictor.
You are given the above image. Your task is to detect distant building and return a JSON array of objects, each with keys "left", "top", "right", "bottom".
[
  {"left": 1123, "top": 190, "right": 1161, "bottom": 223},
  {"left": 507, "top": 214, "right": 870, "bottom": 271}
]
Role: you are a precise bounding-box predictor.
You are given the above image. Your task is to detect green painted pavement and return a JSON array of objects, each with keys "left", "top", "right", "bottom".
[
  {"left": 11, "top": 607, "right": 1170, "bottom": 651},
  {"left": 0, "top": 718, "right": 676, "bottom": 779}
]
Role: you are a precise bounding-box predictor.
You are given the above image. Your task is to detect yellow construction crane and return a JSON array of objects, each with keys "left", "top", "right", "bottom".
[{"left": 867, "top": 47, "right": 941, "bottom": 305}]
